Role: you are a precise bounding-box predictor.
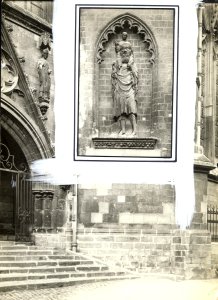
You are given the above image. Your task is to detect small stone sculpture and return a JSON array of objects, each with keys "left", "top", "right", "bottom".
[
  {"left": 111, "top": 32, "right": 138, "bottom": 136},
  {"left": 37, "top": 32, "right": 51, "bottom": 115},
  {"left": 37, "top": 48, "right": 51, "bottom": 102}
]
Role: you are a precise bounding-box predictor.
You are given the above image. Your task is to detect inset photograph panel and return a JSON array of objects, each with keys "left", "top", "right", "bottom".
[{"left": 75, "top": 5, "right": 178, "bottom": 161}]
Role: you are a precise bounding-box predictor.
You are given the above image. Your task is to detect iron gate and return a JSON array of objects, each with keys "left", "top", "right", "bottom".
[
  {"left": 15, "top": 172, "right": 33, "bottom": 242},
  {"left": 0, "top": 142, "right": 33, "bottom": 242},
  {"left": 207, "top": 205, "right": 218, "bottom": 242}
]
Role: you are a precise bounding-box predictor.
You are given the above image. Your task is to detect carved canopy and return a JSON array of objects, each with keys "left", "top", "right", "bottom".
[{"left": 96, "top": 14, "right": 158, "bottom": 64}]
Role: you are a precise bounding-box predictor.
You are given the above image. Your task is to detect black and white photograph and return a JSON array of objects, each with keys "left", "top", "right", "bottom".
[
  {"left": 0, "top": 0, "right": 218, "bottom": 300},
  {"left": 75, "top": 5, "right": 178, "bottom": 161}
]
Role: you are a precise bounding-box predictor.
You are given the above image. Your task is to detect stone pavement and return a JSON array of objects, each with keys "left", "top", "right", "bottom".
[{"left": 0, "top": 277, "right": 218, "bottom": 300}]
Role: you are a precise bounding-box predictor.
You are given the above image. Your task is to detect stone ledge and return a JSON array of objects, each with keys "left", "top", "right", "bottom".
[{"left": 92, "top": 138, "right": 157, "bottom": 149}]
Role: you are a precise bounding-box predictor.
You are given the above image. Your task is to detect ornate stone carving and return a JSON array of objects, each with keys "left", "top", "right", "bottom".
[
  {"left": 96, "top": 14, "right": 157, "bottom": 64},
  {"left": 112, "top": 32, "right": 138, "bottom": 136},
  {"left": 39, "top": 32, "right": 51, "bottom": 51},
  {"left": 1, "top": 48, "right": 19, "bottom": 94},
  {"left": 37, "top": 32, "right": 52, "bottom": 115},
  {"left": 92, "top": 138, "right": 157, "bottom": 149},
  {"left": 33, "top": 190, "right": 54, "bottom": 229}
]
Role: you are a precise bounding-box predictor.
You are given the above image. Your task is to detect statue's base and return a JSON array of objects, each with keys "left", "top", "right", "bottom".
[{"left": 92, "top": 137, "right": 157, "bottom": 150}]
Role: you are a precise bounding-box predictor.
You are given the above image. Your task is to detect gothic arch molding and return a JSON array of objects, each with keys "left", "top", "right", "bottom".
[
  {"left": 1, "top": 95, "right": 53, "bottom": 165},
  {"left": 96, "top": 13, "right": 158, "bottom": 64}
]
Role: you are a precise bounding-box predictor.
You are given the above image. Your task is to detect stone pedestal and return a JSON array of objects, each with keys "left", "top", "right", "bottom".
[{"left": 92, "top": 137, "right": 157, "bottom": 150}]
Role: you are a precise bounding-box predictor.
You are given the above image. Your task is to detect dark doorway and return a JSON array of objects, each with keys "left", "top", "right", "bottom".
[
  {"left": 0, "top": 128, "right": 33, "bottom": 241},
  {"left": 0, "top": 170, "right": 16, "bottom": 234}
]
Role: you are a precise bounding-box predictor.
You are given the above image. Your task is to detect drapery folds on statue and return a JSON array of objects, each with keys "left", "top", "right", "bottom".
[{"left": 111, "top": 32, "right": 138, "bottom": 136}]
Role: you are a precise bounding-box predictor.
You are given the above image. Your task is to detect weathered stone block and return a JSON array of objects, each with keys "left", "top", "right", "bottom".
[
  {"left": 190, "top": 235, "right": 208, "bottom": 244},
  {"left": 99, "top": 202, "right": 109, "bottom": 214},
  {"left": 91, "top": 213, "right": 103, "bottom": 223},
  {"left": 43, "top": 210, "right": 52, "bottom": 227},
  {"left": 173, "top": 237, "right": 181, "bottom": 244}
]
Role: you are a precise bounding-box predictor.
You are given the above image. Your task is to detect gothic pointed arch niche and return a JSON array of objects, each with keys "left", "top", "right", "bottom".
[
  {"left": 93, "top": 13, "right": 159, "bottom": 148},
  {"left": 96, "top": 13, "right": 158, "bottom": 65}
]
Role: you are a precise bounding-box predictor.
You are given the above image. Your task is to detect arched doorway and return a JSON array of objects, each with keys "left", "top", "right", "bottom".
[{"left": 0, "top": 128, "right": 33, "bottom": 241}]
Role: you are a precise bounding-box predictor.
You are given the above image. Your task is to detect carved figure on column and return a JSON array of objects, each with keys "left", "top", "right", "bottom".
[
  {"left": 111, "top": 32, "right": 138, "bottom": 136},
  {"left": 37, "top": 32, "right": 51, "bottom": 115}
]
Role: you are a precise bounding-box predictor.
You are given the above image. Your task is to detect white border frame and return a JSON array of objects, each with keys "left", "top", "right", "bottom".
[{"left": 74, "top": 4, "right": 179, "bottom": 162}]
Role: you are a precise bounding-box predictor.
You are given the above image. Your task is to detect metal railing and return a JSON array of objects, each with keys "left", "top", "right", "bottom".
[{"left": 207, "top": 205, "right": 218, "bottom": 242}]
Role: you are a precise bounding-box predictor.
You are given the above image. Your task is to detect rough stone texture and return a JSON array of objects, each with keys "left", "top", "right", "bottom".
[
  {"left": 211, "top": 242, "right": 218, "bottom": 277},
  {"left": 78, "top": 184, "right": 175, "bottom": 226},
  {"left": 77, "top": 225, "right": 177, "bottom": 274},
  {"left": 77, "top": 227, "right": 213, "bottom": 279},
  {"left": 192, "top": 172, "right": 209, "bottom": 228},
  {"left": 32, "top": 230, "right": 72, "bottom": 250},
  {"left": 79, "top": 8, "right": 174, "bottom": 156}
]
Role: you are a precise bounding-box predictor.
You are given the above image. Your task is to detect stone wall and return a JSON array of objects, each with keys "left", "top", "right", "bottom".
[
  {"left": 78, "top": 183, "right": 175, "bottom": 226},
  {"left": 211, "top": 243, "right": 218, "bottom": 276},
  {"left": 79, "top": 8, "right": 174, "bottom": 156},
  {"left": 77, "top": 226, "right": 213, "bottom": 279},
  {"left": 78, "top": 225, "right": 177, "bottom": 274},
  {"left": 77, "top": 183, "right": 215, "bottom": 278}
]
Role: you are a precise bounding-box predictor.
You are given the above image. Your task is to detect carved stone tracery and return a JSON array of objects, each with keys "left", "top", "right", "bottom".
[
  {"left": 1, "top": 47, "right": 24, "bottom": 97},
  {"left": 96, "top": 14, "right": 157, "bottom": 64},
  {"left": 33, "top": 190, "right": 54, "bottom": 229}
]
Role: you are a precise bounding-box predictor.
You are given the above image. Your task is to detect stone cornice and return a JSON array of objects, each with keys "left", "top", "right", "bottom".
[
  {"left": 2, "top": 1, "right": 53, "bottom": 36},
  {"left": 208, "top": 167, "right": 218, "bottom": 183},
  {"left": 194, "top": 153, "right": 215, "bottom": 174}
]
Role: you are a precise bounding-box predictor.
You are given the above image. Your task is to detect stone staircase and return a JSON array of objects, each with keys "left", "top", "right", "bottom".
[{"left": 0, "top": 238, "right": 137, "bottom": 291}]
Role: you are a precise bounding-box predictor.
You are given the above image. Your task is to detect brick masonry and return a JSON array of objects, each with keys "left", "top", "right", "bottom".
[
  {"left": 77, "top": 226, "right": 214, "bottom": 279},
  {"left": 79, "top": 8, "right": 175, "bottom": 156},
  {"left": 76, "top": 183, "right": 215, "bottom": 278},
  {"left": 78, "top": 183, "right": 175, "bottom": 226}
]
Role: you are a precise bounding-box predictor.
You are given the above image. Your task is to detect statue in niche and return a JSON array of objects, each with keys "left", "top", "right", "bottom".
[
  {"left": 111, "top": 32, "right": 138, "bottom": 136},
  {"left": 37, "top": 32, "right": 51, "bottom": 115},
  {"left": 37, "top": 48, "right": 51, "bottom": 102}
]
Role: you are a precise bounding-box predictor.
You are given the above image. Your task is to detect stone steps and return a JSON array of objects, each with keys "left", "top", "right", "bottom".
[
  {"left": 0, "top": 260, "right": 97, "bottom": 268},
  {"left": 0, "top": 274, "right": 137, "bottom": 292},
  {"left": 0, "top": 240, "right": 136, "bottom": 291},
  {"left": 0, "top": 255, "right": 92, "bottom": 261},
  {"left": 0, "top": 270, "right": 126, "bottom": 282},
  {"left": 0, "top": 264, "right": 108, "bottom": 274}
]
